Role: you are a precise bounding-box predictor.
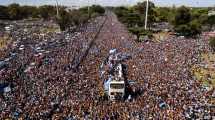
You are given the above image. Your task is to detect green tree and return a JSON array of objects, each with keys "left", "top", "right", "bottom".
[
  {"left": 135, "top": 1, "right": 155, "bottom": 15},
  {"left": 70, "top": 10, "right": 82, "bottom": 25},
  {"left": 57, "top": 9, "right": 72, "bottom": 31},
  {"left": 174, "top": 6, "right": 191, "bottom": 25},
  {"left": 7, "top": 3, "right": 22, "bottom": 20},
  {"left": 79, "top": 6, "right": 89, "bottom": 14},
  {"left": 191, "top": 8, "right": 209, "bottom": 28},
  {"left": 173, "top": 6, "right": 202, "bottom": 37},
  {"left": 0, "top": 5, "right": 9, "bottom": 19},
  {"left": 199, "top": 14, "right": 208, "bottom": 25},
  {"left": 207, "top": 15, "right": 215, "bottom": 30},
  {"left": 135, "top": 1, "right": 156, "bottom": 28},
  {"left": 38, "top": 5, "right": 56, "bottom": 20},
  {"left": 189, "top": 19, "right": 201, "bottom": 36},
  {"left": 91, "top": 5, "right": 105, "bottom": 15},
  {"left": 114, "top": 6, "right": 129, "bottom": 18},
  {"left": 209, "top": 37, "right": 215, "bottom": 52},
  {"left": 0, "top": 4, "right": 40, "bottom": 20},
  {"left": 72, "top": 9, "right": 89, "bottom": 25},
  {"left": 155, "top": 7, "right": 170, "bottom": 22},
  {"left": 191, "top": 8, "right": 208, "bottom": 20},
  {"left": 168, "top": 6, "right": 177, "bottom": 24},
  {"left": 175, "top": 24, "right": 191, "bottom": 36},
  {"left": 78, "top": 14, "right": 89, "bottom": 24},
  {"left": 125, "top": 13, "right": 141, "bottom": 27},
  {"left": 20, "top": 6, "right": 39, "bottom": 19},
  {"left": 78, "top": 5, "right": 105, "bottom": 19}
]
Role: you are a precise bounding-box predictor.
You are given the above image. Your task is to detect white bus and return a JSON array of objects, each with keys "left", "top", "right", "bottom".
[{"left": 108, "top": 80, "right": 125, "bottom": 101}]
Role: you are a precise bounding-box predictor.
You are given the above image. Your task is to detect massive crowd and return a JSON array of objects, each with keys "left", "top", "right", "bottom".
[{"left": 0, "top": 11, "right": 214, "bottom": 119}]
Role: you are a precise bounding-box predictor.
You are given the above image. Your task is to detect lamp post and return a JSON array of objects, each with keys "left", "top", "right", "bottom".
[
  {"left": 55, "top": 0, "right": 60, "bottom": 18},
  {"left": 144, "top": 0, "right": 149, "bottom": 30},
  {"left": 88, "top": 0, "right": 90, "bottom": 18}
]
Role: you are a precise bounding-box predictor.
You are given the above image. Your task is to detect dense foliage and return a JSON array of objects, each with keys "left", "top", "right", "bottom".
[
  {"left": 0, "top": 4, "right": 41, "bottom": 20},
  {"left": 114, "top": 2, "right": 156, "bottom": 41},
  {"left": 173, "top": 6, "right": 204, "bottom": 37},
  {"left": 209, "top": 37, "right": 215, "bottom": 52},
  {"left": 114, "top": 1, "right": 156, "bottom": 29},
  {"left": 0, "top": 3, "right": 105, "bottom": 31},
  {"left": 114, "top": 1, "right": 215, "bottom": 39},
  {"left": 207, "top": 15, "right": 215, "bottom": 30}
]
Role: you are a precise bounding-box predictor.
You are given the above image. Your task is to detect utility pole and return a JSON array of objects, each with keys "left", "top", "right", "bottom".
[
  {"left": 126, "top": 0, "right": 130, "bottom": 7},
  {"left": 88, "top": 0, "right": 90, "bottom": 18},
  {"left": 144, "top": 0, "right": 149, "bottom": 30},
  {"left": 55, "top": 0, "right": 60, "bottom": 18}
]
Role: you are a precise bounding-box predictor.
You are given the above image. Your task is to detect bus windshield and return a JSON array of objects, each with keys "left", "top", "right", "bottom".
[{"left": 110, "top": 83, "right": 124, "bottom": 89}]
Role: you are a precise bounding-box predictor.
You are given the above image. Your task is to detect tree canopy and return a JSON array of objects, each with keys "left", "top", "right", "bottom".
[
  {"left": 114, "top": 1, "right": 214, "bottom": 39},
  {"left": 0, "top": 3, "right": 105, "bottom": 31},
  {"left": 173, "top": 6, "right": 202, "bottom": 37},
  {"left": 207, "top": 15, "right": 215, "bottom": 30},
  {"left": 209, "top": 37, "right": 215, "bottom": 52},
  {"left": 174, "top": 6, "right": 191, "bottom": 25}
]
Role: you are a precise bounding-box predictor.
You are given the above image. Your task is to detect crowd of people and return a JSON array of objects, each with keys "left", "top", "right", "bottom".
[{"left": 0, "top": 11, "right": 214, "bottom": 119}]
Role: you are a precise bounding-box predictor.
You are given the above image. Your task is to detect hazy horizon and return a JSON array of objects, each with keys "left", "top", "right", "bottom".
[{"left": 0, "top": 0, "right": 214, "bottom": 8}]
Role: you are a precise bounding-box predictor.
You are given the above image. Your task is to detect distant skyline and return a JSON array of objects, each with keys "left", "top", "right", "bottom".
[{"left": 0, "top": 0, "right": 214, "bottom": 7}]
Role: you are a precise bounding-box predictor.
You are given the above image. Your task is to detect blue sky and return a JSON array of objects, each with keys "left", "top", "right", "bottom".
[{"left": 0, "top": 0, "right": 214, "bottom": 7}]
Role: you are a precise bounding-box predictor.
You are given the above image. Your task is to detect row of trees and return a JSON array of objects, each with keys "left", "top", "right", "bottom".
[
  {"left": 114, "top": 1, "right": 164, "bottom": 41},
  {"left": 174, "top": 6, "right": 215, "bottom": 37},
  {"left": 114, "top": 1, "right": 215, "bottom": 40},
  {"left": 57, "top": 5, "right": 105, "bottom": 30},
  {"left": 0, "top": 4, "right": 105, "bottom": 31},
  {"left": 0, "top": 4, "right": 57, "bottom": 20}
]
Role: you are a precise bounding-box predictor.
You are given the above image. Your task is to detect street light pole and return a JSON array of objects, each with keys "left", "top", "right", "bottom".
[
  {"left": 55, "top": 0, "right": 60, "bottom": 18},
  {"left": 144, "top": 0, "right": 149, "bottom": 30},
  {"left": 88, "top": 0, "right": 90, "bottom": 18}
]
